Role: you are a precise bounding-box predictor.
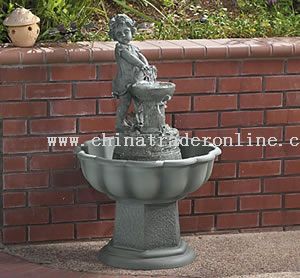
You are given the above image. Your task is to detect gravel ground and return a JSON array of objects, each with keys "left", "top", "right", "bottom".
[{"left": 4, "top": 231, "right": 300, "bottom": 277}]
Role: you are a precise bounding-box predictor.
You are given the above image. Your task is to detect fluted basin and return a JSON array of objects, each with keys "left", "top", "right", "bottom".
[
  {"left": 76, "top": 137, "right": 221, "bottom": 270},
  {"left": 77, "top": 137, "right": 221, "bottom": 204}
]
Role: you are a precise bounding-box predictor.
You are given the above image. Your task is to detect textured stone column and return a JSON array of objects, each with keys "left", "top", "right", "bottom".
[
  {"left": 99, "top": 200, "right": 195, "bottom": 269},
  {"left": 113, "top": 201, "right": 180, "bottom": 249}
]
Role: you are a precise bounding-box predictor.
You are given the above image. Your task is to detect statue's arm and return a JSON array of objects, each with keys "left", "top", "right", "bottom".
[
  {"left": 120, "top": 49, "right": 147, "bottom": 69},
  {"left": 138, "top": 52, "right": 149, "bottom": 66}
]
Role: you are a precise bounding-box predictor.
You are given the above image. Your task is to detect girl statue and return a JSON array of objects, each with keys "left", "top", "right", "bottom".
[{"left": 109, "top": 14, "right": 156, "bottom": 132}]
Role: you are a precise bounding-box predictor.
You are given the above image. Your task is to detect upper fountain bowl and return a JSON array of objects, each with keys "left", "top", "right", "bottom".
[
  {"left": 76, "top": 138, "right": 221, "bottom": 204},
  {"left": 130, "top": 81, "right": 175, "bottom": 102}
]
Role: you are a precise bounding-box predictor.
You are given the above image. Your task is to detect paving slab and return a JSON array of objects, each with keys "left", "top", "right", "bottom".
[{"left": 2, "top": 231, "right": 300, "bottom": 277}]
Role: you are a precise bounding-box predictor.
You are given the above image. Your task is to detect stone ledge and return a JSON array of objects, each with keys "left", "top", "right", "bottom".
[{"left": 0, "top": 37, "right": 299, "bottom": 65}]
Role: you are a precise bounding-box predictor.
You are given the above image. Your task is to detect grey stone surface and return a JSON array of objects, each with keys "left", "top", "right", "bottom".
[
  {"left": 76, "top": 13, "right": 221, "bottom": 270},
  {"left": 113, "top": 201, "right": 180, "bottom": 249}
]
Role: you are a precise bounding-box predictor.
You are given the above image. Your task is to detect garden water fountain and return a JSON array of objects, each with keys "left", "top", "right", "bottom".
[{"left": 76, "top": 14, "right": 221, "bottom": 270}]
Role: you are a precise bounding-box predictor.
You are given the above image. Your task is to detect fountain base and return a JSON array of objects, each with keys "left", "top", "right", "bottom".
[
  {"left": 98, "top": 200, "right": 196, "bottom": 269},
  {"left": 99, "top": 238, "right": 195, "bottom": 270}
]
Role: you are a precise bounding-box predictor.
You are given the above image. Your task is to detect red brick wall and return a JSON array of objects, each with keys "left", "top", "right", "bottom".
[{"left": 1, "top": 38, "right": 300, "bottom": 244}]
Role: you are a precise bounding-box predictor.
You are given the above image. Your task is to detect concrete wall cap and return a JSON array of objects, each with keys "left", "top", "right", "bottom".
[{"left": 0, "top": 37, "right": 300, "bottom": 65}]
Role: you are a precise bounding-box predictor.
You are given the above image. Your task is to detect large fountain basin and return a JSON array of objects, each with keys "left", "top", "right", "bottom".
[
  {"left": 130, "top": 81, "right": 175, "bottom": 102},
  {"left": 76, "top": 138, "right": 221, "bottom": 204}
]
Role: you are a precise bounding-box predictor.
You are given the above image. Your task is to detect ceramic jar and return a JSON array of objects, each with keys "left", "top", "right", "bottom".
[{"left": 3, "top": 8, "right": 40, "bottom": 47}]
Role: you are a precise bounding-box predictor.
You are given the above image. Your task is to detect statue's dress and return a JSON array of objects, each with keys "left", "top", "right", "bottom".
[{"left": 112, "top": 43, "right": 143, "bottom": 97}]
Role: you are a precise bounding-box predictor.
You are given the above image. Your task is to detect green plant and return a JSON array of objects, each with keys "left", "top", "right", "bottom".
[{"left": 0, "top": 0, "right": 299, "bottom": 43}]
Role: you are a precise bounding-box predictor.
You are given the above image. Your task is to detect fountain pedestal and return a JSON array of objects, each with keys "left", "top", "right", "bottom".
[{"left": 99, "top": 200, "right": 195, "bottom": 269}]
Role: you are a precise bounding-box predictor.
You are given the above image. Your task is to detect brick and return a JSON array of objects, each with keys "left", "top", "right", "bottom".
[
  {"left": 240, "top": 127, "right": 283, "bottom": 142},
  {"left": 50, "top": 100, "right": 96, "bottom": 116},
  {"left": 240, "top": 93, "right": 282, "bottom": 109},
  {"left": 285, "top": 194, "right": 300, "bottom": 209},
  {"left": 240, "top": 195, "right": 281, "bottom": 210},
  {"left": 194, "top": 197, "right": 237, "bottom": 213},
  {"left": 51, "top": 65, "right": 96, "bottom": 81},
  {"left": 0, "top": 85, "right": 22, "bottom": 101},
  {"left": 76, "top": 221, "right": 114, "bottom": 239},
  {"left": 266, "top": 109, "right": 300, "bottom": 124},
  {"left": 194, "top": 95, "right": 237, "bottom": 111},
  {"left": 285, "top": 126, "right": 300, "bottom": 141},
  {"left": 3, "top": 192, "right": 26, "bottom": 208},
  {"left": 0, "top": 66, "right": 47, "bottom": 82},
  {"left": 0, "top": 102, "right": 47, "bottom": 118},
  {"left": 3, "top": 137, "right": 49, "bottom": 154},
  {"left": 4, "top": 207, "right": 49, "bottom": 226},
  {"left": 52, "top": 170, "right": 87, "bottom": 187},
  {"left": 221, "top": 146, "right": 263, "bottom": 161},
  {"left": 92, "top": 45, "right": 115, "bottom": 63},
  {"left": 194, "top": 128, "right": 239, "bottom": 144},
  {"left": 99, "top": 203, "right": 115, "bottom": 219},
  {"left": 218, "top": 179, "right": 261, "bottom": 195},
  {"left": 99, "top": 64, "right": 117, "bottom": 80},
  {"left": 29, "top": 224, "right": 74, "bottom": 242},
  {"left": 194, "top": 39, "right": 228, "bottom": 58},
  {"left": 149, "top": 40, "right": 183, "bottom": 60},
  {"left": 3, "top": 120, "right": 27, "bottom": 136},
  {"left": 44, "top": 47, "right": 67, "bottom": 63},
  {"left": 52, "top": 205, "right": 97, "bottom": 223},
  {"left": 4, "top": 172, "right": 49, "bottom": 189},
  {"left": 79, "top": 116, "right": 115, "bottom": 133},
  {"left": 3, "top": 156, "right": 26, "bottom": 172},
  {"left": 195, "top": 61, "right": 239, "bottom": 76},
  {"left": 262, "top": 210, "right": 300, "bottom": 226},
  {"left": 265, "top": 144, "right": 300, "bottom": 158},
  {"left": 30, "top": 153, "right": 76, "bottom": 170},
  {"left": 76, "top": 82, "right": 112, "bottom": 98},
  {"left": 287, "top": 59, "right": 300, "bottom": 73},
  {"left": 154, "top": 62, "right": 193, "bottom": 78},
  {"left": 30, "top": 118, "right": 76, "bottom": 135},
  {"left": 180, "top": 215, "right": 214, "bottom": 232},
  {"left": 218, "top": 77, "right": 262, "bottom": 93},
  {"left": 285, "top": 160, "right": 300, "bottom": 175},
  {"left": 179, "top": 199, "right": 192, "bottom": 215},
  {"left": 242, "top": 60, "right": 284, "bottom": 75},
  {"left": 286, "top": 92, "right": 300, "bottom": 107},
  {"left": 239, "top": 161, "right": 281, "bottom": 177},
  {"left": 98, "top": 98, "right": 117, "bottom": 114},
  {"left": 210, "top": 163, "right": 237, "bottom": 179},
  {"left": 77, "top": 187, "right": 111, "bottom": 203},
  {"left": 174, "top": 113, "right": 218, "bottom": 129},
  {"left": 30, "top": 118, "right": 76, "bottom": 134},
  {"left": 0, "top": 48, "right": 21, "bottom": 65},
  {"left": 67, "top": 46, "right": 91, "bottom": 63},
  {"left": 29, "top": 191, "right": 74, "bottom": 206},
  {"left": 188, "top": 181, "right": 215, "bottom": 197},
  {"left": 264, "top": 176, "right": 300, "bottom": 193},
  {"left": 168, "top": 40, "right": 206, "bottom": 59},
  {"left": 217, "top": 212, "right": 259, "bottom": 229},
  {"left": 25, "top": 83, "right": 71, "bottom": 99},
  {"left": 166, "top": 96, "right": 191, "bottom": 112},
  {"left": 173, "top": 78, "right": 216, "bottom": 94},
  {"left": 2, "top": 226, "right": 26, "bottom": 244},
  {"left": 221, "top": 111, "right": 264, "bottom": 127},
  {"left": 265, "top": 76, "right": 300, "bottom": 91}
]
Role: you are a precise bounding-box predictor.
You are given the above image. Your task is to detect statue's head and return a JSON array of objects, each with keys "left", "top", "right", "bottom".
[{"left": 109, "top": 14, "right": 137, "bottom": 42}]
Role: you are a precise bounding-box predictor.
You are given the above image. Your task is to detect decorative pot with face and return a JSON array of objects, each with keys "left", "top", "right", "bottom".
[{"left": 3, "top": 8, "right": 40, "bottom": 47}]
